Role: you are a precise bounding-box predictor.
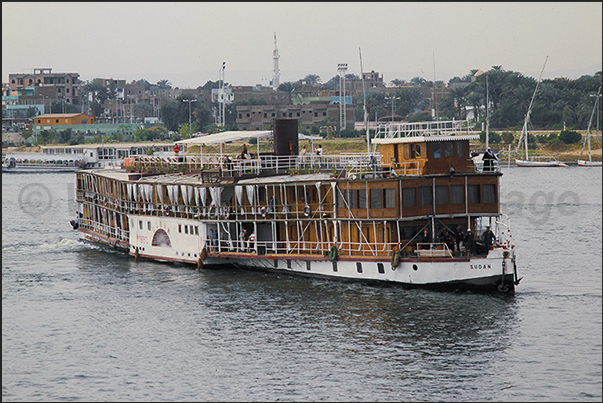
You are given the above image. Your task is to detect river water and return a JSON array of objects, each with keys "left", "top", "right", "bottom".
[{"left": 2, "top": 167, "right": 601, "bottom": 402}]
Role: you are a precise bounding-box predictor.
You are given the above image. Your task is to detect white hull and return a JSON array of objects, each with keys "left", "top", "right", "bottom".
[
  {"left": 78, "top": 214, "right": 517, "bottom": 294},
  {"left": 577, "top": 159, "right": 602, "bottom": 167},
  {"left": 515, "top": 159, "right": 568, "bottom": 167}
]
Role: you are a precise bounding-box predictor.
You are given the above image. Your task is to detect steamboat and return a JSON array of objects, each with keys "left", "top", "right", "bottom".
[{"left": 71, "top": 119, "right": 520, "bottom": 294}]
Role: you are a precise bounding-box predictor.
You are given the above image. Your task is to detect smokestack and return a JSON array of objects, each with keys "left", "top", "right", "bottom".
[{"left": 273, "top": 118, "right": 298, "bottom": 156}]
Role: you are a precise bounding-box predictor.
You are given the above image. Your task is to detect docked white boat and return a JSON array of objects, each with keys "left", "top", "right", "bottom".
[
  {"left": 577, "top": 159, "right": 602, "bottom": 167},
  {"left": 71, "top": 119, "right": 520, "bottom": 294},
  {"left": 515, "top": 157, "right": 568, "bottom": 167}
]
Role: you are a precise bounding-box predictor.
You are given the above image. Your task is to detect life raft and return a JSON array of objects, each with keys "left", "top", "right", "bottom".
[
  {"left": 329, "top": 244, "right": 339, "bottom": 261},
  {"left": 391, "top": 245, "right": 401, "bottom": 268},
  {"left": 303, "top": 205, "right": 311, "bottom": 217}
]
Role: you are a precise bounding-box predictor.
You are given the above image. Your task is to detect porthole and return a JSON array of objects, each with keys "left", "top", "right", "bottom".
[{"left": 413, "top": 264, "right": 418, "bottom": 271}]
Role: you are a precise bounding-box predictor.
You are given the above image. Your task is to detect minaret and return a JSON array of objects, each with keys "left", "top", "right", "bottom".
[{"left": 272, "top": 32, "right": 280, "bottom": 90}]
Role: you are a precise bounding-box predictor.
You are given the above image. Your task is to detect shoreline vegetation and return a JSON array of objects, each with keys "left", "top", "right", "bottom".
[{"left": 5, "top": 130, "right": 601, "bottom": 164}]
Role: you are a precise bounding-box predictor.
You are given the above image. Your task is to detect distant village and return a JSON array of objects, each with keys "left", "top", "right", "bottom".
[
  {"left": 3, "top": 36, "right": 601, "bottom": 149},
  {"left": 2, "top": 65, "right": 451, "bottom": 149}
]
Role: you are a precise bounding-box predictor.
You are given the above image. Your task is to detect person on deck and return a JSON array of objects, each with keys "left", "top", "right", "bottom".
[
  {"left": 239, "top": 228, "right": 248, "bottom": 252},
  {"left": 482, "top": 147, "right": 497, "bottom": 172},
  {"left": 419, "top": 228, "right": 430, "bottom": 249},
  {"left": 247, "top": 231, "right": 256, "bottom": 252},
  {"left": 299, "top": 145, "right": 307, "bottom": 165},
  {"left": 209, "top": 229, "right": 217, "bottom": 252},
  {"left": 465, "top": 229, "right": 476, "bottom": 255},
  {"left": 454, "top": 225, "right": 465, "bottom": 253},
  {"left": 240, "top": 143, "right": 248, "bottom": 160},
  {"left": 482, "top": 226, "right": 495, "bottom": 252}
]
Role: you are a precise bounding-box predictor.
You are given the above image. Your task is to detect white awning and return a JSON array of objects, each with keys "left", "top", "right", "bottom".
[
  {"left": 176, "top": 130, "right": 273, "bottom": 146},
  {"left": 176, "top": 130, "right": 322, "bottom": 146}
]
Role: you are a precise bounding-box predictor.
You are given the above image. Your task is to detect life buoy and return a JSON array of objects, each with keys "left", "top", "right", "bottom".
[
  {"left": 329, "top": 244, "right": 339, "bottom": 261},
  {"left": 303, "top": 205, "right": 311, "bottom": 217},
  {"left": 391, "top": 245, "right": 400, "bottom": 268}
]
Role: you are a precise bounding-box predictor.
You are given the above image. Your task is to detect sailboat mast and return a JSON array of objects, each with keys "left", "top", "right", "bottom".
[
  {"left": 582, "top": 85, "right": 602, "bottom": 162},
  {"left": 516, "top": 56, "right": 548, "bottom": 159},
  {"left": 486, "top": 72, "right": 489, "bottom": 149}
]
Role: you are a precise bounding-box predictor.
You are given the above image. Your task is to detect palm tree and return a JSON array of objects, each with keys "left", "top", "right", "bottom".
[
  {"left": 81, "top": 81, "right": 110, "bottom": 117},
  {"left": 303, "top": 74, "right": 321, "bottom": 85},
  {"left": 447, "top": 86, "right": 468, "bottom": 119}
]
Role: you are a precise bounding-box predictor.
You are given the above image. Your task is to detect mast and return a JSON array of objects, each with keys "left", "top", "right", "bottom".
[
  {"left": 486, "top": 72, "right": 489, "bottom": 149},
  {"left": 581, "top": 85, "right": 602, "bottom": 162},
  {"left": 359, "top": 47, "right": 370, "bottom": 154},
  {"left": 516, "top": 56, "right": 548, "bottom": 159}
]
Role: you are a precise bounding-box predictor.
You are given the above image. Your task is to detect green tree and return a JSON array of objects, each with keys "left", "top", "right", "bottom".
[
  {"left": 303, "top": 74, "right": 322, "bottom": 85},
  {"left": 559, "top": 130, "right": 581, "bottom": 144}
]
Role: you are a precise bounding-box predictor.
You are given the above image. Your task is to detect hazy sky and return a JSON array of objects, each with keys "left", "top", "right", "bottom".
[{"left": 3, "top": 2, "right": 602, "bottom": 88}]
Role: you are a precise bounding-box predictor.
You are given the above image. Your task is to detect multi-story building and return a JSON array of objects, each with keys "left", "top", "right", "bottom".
[
  {"left": 8, "top": 68, "right": 81, "bottom": 106},
  {"left": 236, "top": 103, "right": 354, "bottom": 132}
]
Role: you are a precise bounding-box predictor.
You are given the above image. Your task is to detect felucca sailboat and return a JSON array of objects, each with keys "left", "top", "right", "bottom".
[
  {"left": 578, "top": 85, "right": 602, "bottom": 167},
  {"left": 515, "top": 56, "right": 568, "bottom": 167}
]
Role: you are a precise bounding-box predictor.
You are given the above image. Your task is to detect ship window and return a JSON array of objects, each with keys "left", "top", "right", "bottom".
[
  {"left": 444, "top": 142, "right": 453, "bottom": 157},
  {"left": 451, "top": 185, "right": 465, "bottom": 204},
  {"left": 435, "top": 185, "right": 448, "bottom": 205},
  {"left": 147, "top": 221, "right": 151, "bottom": 230},
  {"left": 358, "top": 189, "right": 367, "bottom": 209},
  {"left": 337, "top": 190, "right": 345, "bottom": 208},
  {"left": 418, "top": 186, "right": 432, "bottom": 206},
  {"left": 483, "top": 184, "right": 496, "bottom": 204},
  {"left": 185, "top": 225, "right": 188, "bottom": 234},
  {"left": 402, "top": 188, "right": 416, "bottom": 207},
  {"left": 467, "top": 184, "right": 480, "bottom": 204},
  {"left": 195, "top": 226, "right": 199, "bottom": 235},
  {"left": 139, "top": 221, "right": 143, "bottom": 229},
  {"left": 370, "top": 189, "right": 382, "bottom": 208},
  {"left": 455, "top": 141, "right": 465, "bottom": 157},
  {"left": 410, "top": 144, "right": 421, "bottom": 158},
  {"left": 377, "top": 263, "right": 385, "bottom": 274},
  {"left": 347, "top": 189, "right": 357, "bottom": 209},
  {"left": 178, "top": 224, "right": 182, "bottom": 233},
  {"left": 356, "top": 262, "right": 363, "bottom": 273},
  {"left": 385, "top": 188, "right": 396, "bottom": 208},
  {"left": 433, "top": 143, "right": 442, "bottom": 158}
]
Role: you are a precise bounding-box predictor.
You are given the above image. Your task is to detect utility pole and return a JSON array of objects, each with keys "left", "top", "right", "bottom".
[
  {"left": 183, "top": 98, "right": 196, "bottom": 136},
  {"left": 385, "top": 95, "right": 399, "bottom": 122},
  {"left": 219, "top": 61, "right": 226, "bottom": 127},
  {"left": 337, "top": 63, "right": 348, "bottom": 132}
]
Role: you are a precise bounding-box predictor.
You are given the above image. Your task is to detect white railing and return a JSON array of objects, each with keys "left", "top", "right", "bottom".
[{"left": 374, "top": 119, "right": 478, "bottom": 140}]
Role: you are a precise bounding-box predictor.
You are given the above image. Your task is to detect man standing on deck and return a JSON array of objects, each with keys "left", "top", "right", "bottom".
[
  {"left": 483, "top": 147, "right": 497, "bottom": 171},
  {"left": 419, "top": 228, "right": 430, "bottom": 249},
  {"left": 247, "top": 231, "right": 256, "bottom": 253},
  {"left": 482, "top": 226, "right": 495, "bottom": 252},
  {"left": 465, "top": 229, "right": 476, "bottom": 255}
]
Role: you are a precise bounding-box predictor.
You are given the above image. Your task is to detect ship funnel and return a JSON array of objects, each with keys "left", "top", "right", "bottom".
[{"left": 273, "top": 118, "right": 298, "bottom": 156}]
